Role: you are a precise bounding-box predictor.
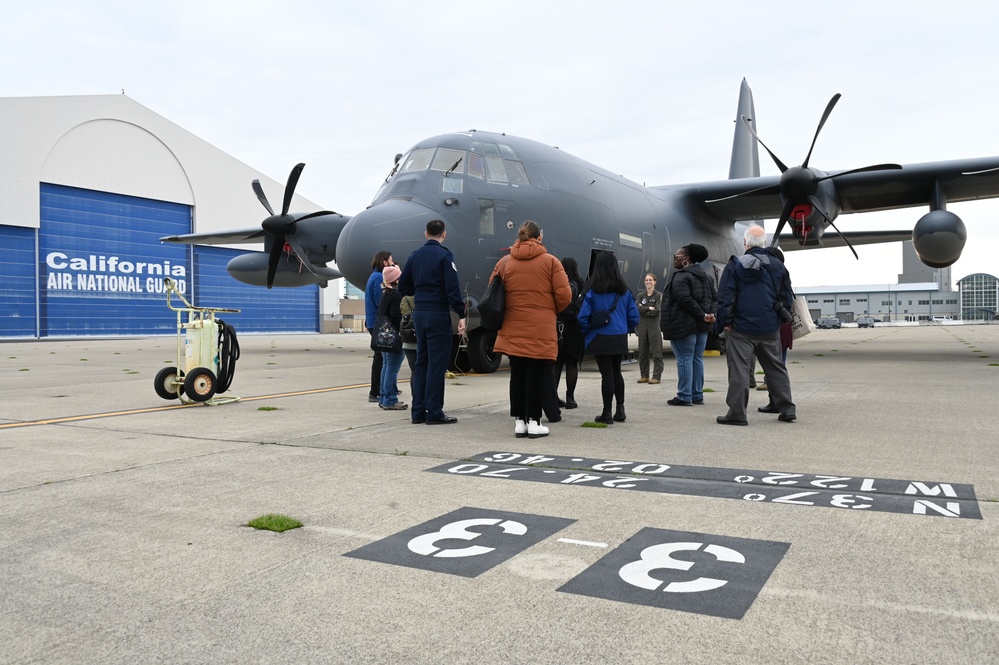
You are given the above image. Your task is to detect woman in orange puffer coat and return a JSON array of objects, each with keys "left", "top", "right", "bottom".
[{"left": 489, "top": 220, "right": 572, "bottom": 439}]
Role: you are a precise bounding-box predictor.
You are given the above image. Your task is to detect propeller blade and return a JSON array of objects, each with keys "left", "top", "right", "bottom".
[
  {"left": 281, "top": 163, "right": 306, "bottom": 216},
  {"left": 802, "top": 93, "right": 841, "bottom": 168},
  {"left": 963, "top": 166, "right": 999, "bottom": 176},
  {"left": 284, "top": 234, "right": 322, "bottom": 278},
  {"left": 741, "top": 116, "right": 789, "bottom": 173},
  {"left": 805, "top": 195, "right": 858, "bottom": 259},
  {"left": 266, "top": 236, "right": 285, "bottom": 289},
  {"left": 294, "top": 210, "right": 339, "bottom": 223},
  {"left": 826, "top": 219, "right": 859, "bottom": 259},
  {"left": 252, "top": 179, "right": 274, "bottom": 215},
  {"left": 817, "top": 163, "right": 903, "bottom": 182},
  {"left": 705, "top": 183, "right": 780, "bottom": 204},
  {"left": 770, "top": 200, "right": 796, "bottom": 247}
]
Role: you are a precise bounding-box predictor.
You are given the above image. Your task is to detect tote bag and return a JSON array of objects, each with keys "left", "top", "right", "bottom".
[
  {"left": 478, "top": 258, "right": 508, "bottom": 330},
  {"left": 370, "top": 314, "right": 402, "bottom": 353},
  {"left": 790, "top": 296, "right": 815, "bottom": 340}
]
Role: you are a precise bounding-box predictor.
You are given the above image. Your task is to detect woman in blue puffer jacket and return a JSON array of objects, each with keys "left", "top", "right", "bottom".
[{"left": 578, "top": 251, "right": 640, "bottom": 424}]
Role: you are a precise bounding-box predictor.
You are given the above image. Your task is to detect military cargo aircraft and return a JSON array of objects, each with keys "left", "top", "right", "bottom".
[{"left": 162, "top": 80, "right": 999, "bottom": 373}]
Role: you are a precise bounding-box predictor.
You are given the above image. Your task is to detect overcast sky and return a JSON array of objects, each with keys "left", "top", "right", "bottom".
[{"left": 4, "top": 0, "right": 999, "bottom": 287}]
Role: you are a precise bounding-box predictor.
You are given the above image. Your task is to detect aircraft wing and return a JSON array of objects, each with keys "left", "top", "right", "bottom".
[
  {"left": 777, "top": 230, "right": 913, "bottom": 251},
  {"left": 160, "top": 228, "right": 265, "bottom": 245},
  {"left": 693, "top": 156, "right": 999, "bottom": 222}
]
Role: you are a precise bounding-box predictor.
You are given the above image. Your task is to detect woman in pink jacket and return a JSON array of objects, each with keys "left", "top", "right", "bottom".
[{"left": 488, "top": 221, "right": 572, "bottom": 439}]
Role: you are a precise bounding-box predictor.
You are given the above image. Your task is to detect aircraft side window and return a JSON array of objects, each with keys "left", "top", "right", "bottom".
[
  {"left": 498, "top": 144, "right": 519, "bottom": 159},
  {"left": 506, "top": 160, "right": 530, "bottom": 185},
  {"left": 479, "top": 199, "right": 495, "bottom": 235},
  {"left": 476, "top": 142, "right": 501, "bottom": 157},
  {"left": 431, "top": 148, "right": 466, "bottom": 172},
  {"left": 468, "top": 153, "right": 485, "bottom": 179},
  {"left": 485, "top": 157, "right": 509, "bottom": 183},
  {"left": 401, "top": 148, "right": 435, "bottom": 173}
]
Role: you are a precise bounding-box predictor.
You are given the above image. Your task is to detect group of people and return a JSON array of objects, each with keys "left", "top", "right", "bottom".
[
  {"left": 365, "top": 220, "right": 797, "bottom": 435},
  {"left": 365, "top": 219, "right": 466, "bottom": 425}
]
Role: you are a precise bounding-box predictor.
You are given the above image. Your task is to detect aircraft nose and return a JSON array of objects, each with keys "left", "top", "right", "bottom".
[{"left": 335, "top": 198, "right": 443, "bottom": 288}]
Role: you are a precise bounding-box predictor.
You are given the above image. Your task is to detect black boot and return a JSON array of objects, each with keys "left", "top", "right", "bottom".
[
  {"left": 613, "top": 403, "right": 626, "bottom": 422},
  {"left": 594, "top": 409, "right": 614, "bottom": 425}
]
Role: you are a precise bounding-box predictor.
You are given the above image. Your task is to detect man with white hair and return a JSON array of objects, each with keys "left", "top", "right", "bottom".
[{"left": 714, "top": 225, "right": 796, "bottom": 425}]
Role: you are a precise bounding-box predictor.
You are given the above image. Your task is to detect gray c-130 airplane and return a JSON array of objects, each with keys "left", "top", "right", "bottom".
[{"left": 162, "top": 79, "right": 999, "bottom": 373}]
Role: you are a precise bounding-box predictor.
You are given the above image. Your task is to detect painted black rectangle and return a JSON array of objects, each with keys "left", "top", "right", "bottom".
[
  {"left": 425, "top": 453, "right": 981, "bottom": 520},
  {"left": 558, "top": 528, "right": 790, "bottom": 619},
  {"left": 343, "top": 506, "right": 576, "bottom": 578}
]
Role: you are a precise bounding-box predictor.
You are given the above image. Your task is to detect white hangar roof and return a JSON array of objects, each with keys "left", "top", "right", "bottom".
[{"left": 0, "top": 94, "right": 321, "bottom": 243}]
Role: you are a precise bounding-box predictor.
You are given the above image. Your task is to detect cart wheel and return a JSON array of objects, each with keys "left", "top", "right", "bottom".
[
  {"left": 183, "top": 367, "right": 217, "bottom": 403},
  {"left": 154, "top": 367, "right": 184, "bottom": 400}
]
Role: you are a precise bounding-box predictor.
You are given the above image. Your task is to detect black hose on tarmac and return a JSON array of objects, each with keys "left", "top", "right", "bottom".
[{"left": 216, "top": 319, "right": 240, "bottom": 394}]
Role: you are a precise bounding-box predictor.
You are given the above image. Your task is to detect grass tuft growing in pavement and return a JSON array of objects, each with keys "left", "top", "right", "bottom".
[
  {"left": 582, "top": 421, "right": 609, "bottom": 428},
  {"left": 247, "top": 514, "right": 302, "bottom": 532}
]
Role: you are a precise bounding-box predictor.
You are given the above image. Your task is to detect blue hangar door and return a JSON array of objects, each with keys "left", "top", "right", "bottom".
[{"left": 38, "top": 184, "right": 319, "bottom": 336}]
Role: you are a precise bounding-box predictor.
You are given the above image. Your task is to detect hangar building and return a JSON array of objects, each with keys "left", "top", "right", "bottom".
[{"left": 0, "top": 95, "right": 329, "bottom": 338}]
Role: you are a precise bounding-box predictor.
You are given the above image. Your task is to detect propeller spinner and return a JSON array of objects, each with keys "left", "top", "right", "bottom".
[{"left": 741, "top": 94, "right": 903, "bottom": 259}]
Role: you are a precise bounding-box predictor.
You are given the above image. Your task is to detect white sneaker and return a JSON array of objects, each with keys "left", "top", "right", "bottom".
[
  {"left": 527, "top": 419, "right": 549, "bottom": 439},
  {"left": 515, "top": 418, "right": 528, "bottom": 438}
]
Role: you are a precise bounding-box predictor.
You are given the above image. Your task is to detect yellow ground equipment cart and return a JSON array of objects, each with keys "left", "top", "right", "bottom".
[{"left": 153, "top": 277, "right": 241, "bottom": 405}]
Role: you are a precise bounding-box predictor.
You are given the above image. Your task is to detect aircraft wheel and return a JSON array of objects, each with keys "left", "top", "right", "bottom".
[
  {"left": 467, "top": 329, "right": 502, "bottom": 374},
  {"left": 183, "top": 367, "right": 217, "bottom": 403},
  {"left": 154, "top": 367, "right": 184, "bottom": 400}
]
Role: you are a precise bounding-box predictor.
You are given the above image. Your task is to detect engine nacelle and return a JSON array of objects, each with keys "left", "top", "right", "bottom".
[
  {"left": 912, "top": 210, "right": 967, "bottom": 268},
  {"left": 227, "top": 252, "right": 322, "bottom": 288}
]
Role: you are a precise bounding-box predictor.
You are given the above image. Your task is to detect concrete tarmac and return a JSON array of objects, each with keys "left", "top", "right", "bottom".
[{"left": 1, "top": 325, "right": 997, "bottom": 664}]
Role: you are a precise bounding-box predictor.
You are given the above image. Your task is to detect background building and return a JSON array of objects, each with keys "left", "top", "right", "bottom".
[
  {"left": 793, "top": 242, "right": 994, "bottom": 322},
  {"left": 958, "top": 273, "right": 999, "bottom": 320},
  {"left": 0, "top": 95, "right": 343, "bottom": 338}
]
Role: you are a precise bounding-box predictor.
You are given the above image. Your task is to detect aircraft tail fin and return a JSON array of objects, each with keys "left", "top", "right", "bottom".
[{"left": 729, "top": 78, "right": 760, "bottom": 179}]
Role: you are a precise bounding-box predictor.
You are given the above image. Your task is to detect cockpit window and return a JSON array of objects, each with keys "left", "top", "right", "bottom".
[
  {"left": 485, "top": 157, "right": 508, "bottom": 183},
  {"left": 468, "top": 142, "right": 527, "bottom": 184},
  {"left": 430, "top": 148, "right": 466, "bottom": 173},
  {"left": 506, "top": 161, "right": 530, "bottom": 185},
  {"left": 498, "top": 144, "right": 518, "bottom": 159},
  {"left": 467, "top": 153, "right": 485, "bottom": 179},
  {"left": 472, "top": 141, "right": 500, "bottom": 157},
  {"left": 400, "top": 148, "right": 434, "bottom": 173}
]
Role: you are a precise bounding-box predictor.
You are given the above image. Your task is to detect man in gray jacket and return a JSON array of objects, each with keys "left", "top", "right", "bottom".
[{"left": 714, "top": 225, "right": 796, "bottom": 426}]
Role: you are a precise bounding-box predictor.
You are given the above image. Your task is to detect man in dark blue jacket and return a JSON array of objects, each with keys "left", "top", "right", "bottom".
[
  {"left": 399, "top": 220, "right": 466, "bottom": 425},
  {"left": 715, "top": 225, "right": 796, "bottom": 425}
]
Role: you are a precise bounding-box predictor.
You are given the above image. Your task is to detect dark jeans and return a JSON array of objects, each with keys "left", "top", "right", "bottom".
[{"left": 412, "top": 310, "right": 453, "bottom": 422}]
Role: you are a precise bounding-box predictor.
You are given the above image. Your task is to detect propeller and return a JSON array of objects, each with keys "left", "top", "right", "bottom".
[
  {"left": 253, "top": 163, "right": 336, "bottom": 288},
  {"left": 740, "top": 94, "right": 903, "bottom": 259}
]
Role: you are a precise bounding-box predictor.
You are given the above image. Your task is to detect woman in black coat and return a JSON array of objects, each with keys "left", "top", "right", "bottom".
[{"left": 660, "top": 244, "right": 717, "bottom": 406}]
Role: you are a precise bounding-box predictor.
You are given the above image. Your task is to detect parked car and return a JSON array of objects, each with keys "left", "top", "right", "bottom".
[
  {"left": 857, "top": 317, "right": 876, "bottom": 328},
  {"left": 931, "top": 316, "right": 954, "bottom": 322},
  {"left": 816, "top": 317, "right": 842, "bottom": 329}
]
